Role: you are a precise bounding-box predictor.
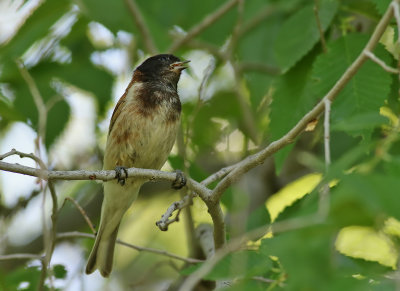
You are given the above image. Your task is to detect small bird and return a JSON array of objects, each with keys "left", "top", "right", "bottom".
[{"left": 86, "top": 54, "right": 189, "bottom": 277}]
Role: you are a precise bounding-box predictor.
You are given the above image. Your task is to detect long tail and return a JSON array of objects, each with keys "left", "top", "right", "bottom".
[
  {"left": 85, "top": 219, "right": 121, "bottom": 277},
  {"left": 85, "top": 181, "right": 140, "bottom": 277}
]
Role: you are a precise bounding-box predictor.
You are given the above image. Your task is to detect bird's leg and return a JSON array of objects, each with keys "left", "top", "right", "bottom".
[
  {"left": 172, "top": 170, "right": 186, "bottom": 189},
  {"left": 115, "top": 166, "right": 129, "bottom": 186}
]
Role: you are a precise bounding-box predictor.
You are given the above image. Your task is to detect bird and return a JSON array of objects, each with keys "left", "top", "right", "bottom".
[{"left": 85, "top": 54, "right": 189, "bottom": 277}]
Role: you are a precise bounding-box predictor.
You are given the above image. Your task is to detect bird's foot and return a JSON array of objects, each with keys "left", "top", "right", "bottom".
[
  {"left": 172, "top": 170, "right": 186, "bottom": 190},
  {"left": 115, "top": 166, "right": 128, "bottom": 186}
]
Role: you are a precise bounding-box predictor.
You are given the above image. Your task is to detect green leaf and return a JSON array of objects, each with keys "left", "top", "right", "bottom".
[
  {"left": 331, "top": 112, "right": 388, "bottom": 133},
  {"left": 310, "top": 34, "right": 392, "bottom": 138},
  {"left": 246, "top": 204, "right": 271, "bottom": 232},
  {"left": 369, "top": 0, "right": 391, "bottom": 15},
  {"left": 269, "top": 52, "right": 316, "bottom": 173},
  {"left": 260, "top": 225, "right": 375, "bottom": 290},
  {"left": 0, "top": 265, "right": 42, "bottom": 291},
  {"left": 0, "top": 0, "right": 70, "bottom": 63},
  {"left": 274, "top": 0, "right": 338, "bottom": 72},
  {"left": 53, "top": 264, "right": 67, "bottom": 279},
  {"left": 9, "top": 62, "right": 70, "bottom": 149},
  {"left": 330, "top": 173, "right": 400, "bottom": 226},
  {"left": 59, "top": 17, "right": 113, "bottom": 114},
  {"left": 182, "top": 250, "right": 272, "bottom": 280}
]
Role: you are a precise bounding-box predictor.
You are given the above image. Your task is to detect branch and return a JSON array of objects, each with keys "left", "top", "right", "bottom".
[
  {"left": 209, "top": 1, "right": 395, "bottom": 203},
  {"left": 61, "top": 197, "right": 96, "bottom": 233},
  {"left": 364, "top": 50, "right": 399, "bottom": 73},
  {"left": 124, "top": 0, "right": 158, "bottom": 54},
  {"left": 0, "top": 160, "right": 211, "bottom": 201},
  {"left": 0, "top": 254, "right": 43, "bottom": 261},
  {"left": 168, "top": 0, "right": 239, "bottom": 53},
  {"left": 56, "top": 231, "right": 203, "bottom": 264},
  {"left": 156, "top": 194, "right": 193, "bottom": 231}
]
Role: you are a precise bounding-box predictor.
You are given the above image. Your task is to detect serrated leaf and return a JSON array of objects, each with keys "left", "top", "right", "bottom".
[
  {"left": 369, "top": 0, "right": 391, "bottom": 15},
  {"left": 310, "top": 34, "right": 392, "bottom": 137},
  {"left": 335, "top": 226, "right": 398, "bottom": 268},
  {"left": 274, "top": 0, "right": 338, "bottom": 72}
]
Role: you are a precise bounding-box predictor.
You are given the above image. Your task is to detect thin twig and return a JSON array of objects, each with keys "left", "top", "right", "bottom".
[
  {"left": 0, "top": 148, "right": 47, "bottom": 170},
  {"left": 62, "top": 197, "right": 96, "bottom": 233},
  {"left": 56, "top": 231, "right": 203, "bottom": 264},
  {"left": 124, "top": 0, "right": 158, "bottom": 54},
  {"left": 16, "top": 61, "right": 47, "bottom": 145},
  {"left": 0, "top": 253, "right": 43, "bottom": 261},
  {"left": 391, "top": 1, "right": 400, "bottom": 41},
  {"left": 323, "top": 99, "right": 332, "bottom": 168},
  {"left": 168, "top": 0, "right": 239, "bottom": 53},
  {"left": 201, "top": 165, "right": 236, "bottom": 186},
  {"left": 364, "top": 50, "right": 399, "bottom": 73},
  {"left": 156, "top": 194, "right": 193, "bottom": 231},
  {"left": 319, "top": 99, "right": 331, "bottom": 217},
  {"left": 314, "top": 0, "right": 328, "bottom": 53}
]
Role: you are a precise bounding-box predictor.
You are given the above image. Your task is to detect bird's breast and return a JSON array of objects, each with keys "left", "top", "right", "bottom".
[{"left": 103, "top": 85, "right": 181, "bottom": 171}]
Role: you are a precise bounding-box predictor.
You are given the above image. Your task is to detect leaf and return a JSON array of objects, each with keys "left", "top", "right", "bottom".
[
  {"left": 266, "top": 173, "right": 322, "bottom": 221},
  {"left": 269, "top": 52, "right": 316, "bottom": 172},
  {"left": 246, "top": 204, "right": 271, "bottom": 232},
  {"left": 182, "top": 250, "right": 272, "bottom": 280},
  {"left": 330, "top": 173, "right": 400, "bottom": 227},
  {"left": 53, "top": 264, "right": 67, "bottom": 279},
  {"left": 0, "top": 0, "right": 70, "bottom": 64},
  {"left": 59, "top": 17, "right": 113, "bottom": 114},
  {"left": 369, "top": 0, "right": 391, "bottom": 15},
  {"left": 274, "top": 0, "right": 338, "bottom": 72},
  {"left": 310, "top": 34, "right": 392, "bottom": 138},
  {"left": 11, "top": 62, "right": 70, "bottom": 148},
  {"left": 335, "top": 226, "right": 398, "bottom": 269},
  {"left": 260, "top": 225, "right": 379, "bottom": 290}
]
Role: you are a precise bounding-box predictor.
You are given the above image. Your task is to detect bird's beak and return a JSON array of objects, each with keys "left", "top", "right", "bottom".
[{"left": 170, "top": 60, "right": 190, "bottom": 71}]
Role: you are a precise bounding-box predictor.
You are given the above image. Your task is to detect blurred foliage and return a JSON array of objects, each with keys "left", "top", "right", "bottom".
[{"left": 1, "top": 0, "right": 400, "bottom": 290}]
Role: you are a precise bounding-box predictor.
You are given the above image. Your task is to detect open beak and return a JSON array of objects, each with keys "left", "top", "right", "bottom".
[{"left": 170, "top": 60, "right": 190, "bottom": 71}]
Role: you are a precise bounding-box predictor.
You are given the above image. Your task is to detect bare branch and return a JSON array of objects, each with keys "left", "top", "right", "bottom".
[
  {"left": 0, "top": 253, "right": 43, "bottom": 261},
  {"left": 0, "top": 159, "right": 211, "bottom": 201},
  {"left": 156, "top": 194, "right": 193, "bottom": 231},
  {"left": 168, "top": 0, "right": 239, "bottom": 53},
  {"left": 124, "top": 0, "right": 158, "bottom": 54},
  {"left": 0, "top": 148, "right": 47, "bottom": 170},
  {"left": 62, "top": 197, "right": 96, "bottom": 234},
  {"left": 56, "top": 231, "right": 203, "bottom": 264},
  {"left": 364, "top": 50, "right": 399, "bottom": 73},
  {"left": 319, "top": 99, "right": 332, "bottom": 217},
  {"left": 391, "top": 1, "right": 400, "bottom": 40},
  {"left": 16, "top": 61, "right": 47, "bottom": 145}
]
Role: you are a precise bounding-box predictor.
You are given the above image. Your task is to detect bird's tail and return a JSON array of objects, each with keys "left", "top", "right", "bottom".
[
  {"left": 85, "top": 181, "right": 140, "bottom": 277},
  {"left": 85, "top": 221, "right": 120, "bottom": 277}
]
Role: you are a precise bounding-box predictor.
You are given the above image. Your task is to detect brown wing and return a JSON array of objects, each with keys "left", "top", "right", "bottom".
[{"left": 108, "top": 93, "right": 127, "bottom": 135}]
